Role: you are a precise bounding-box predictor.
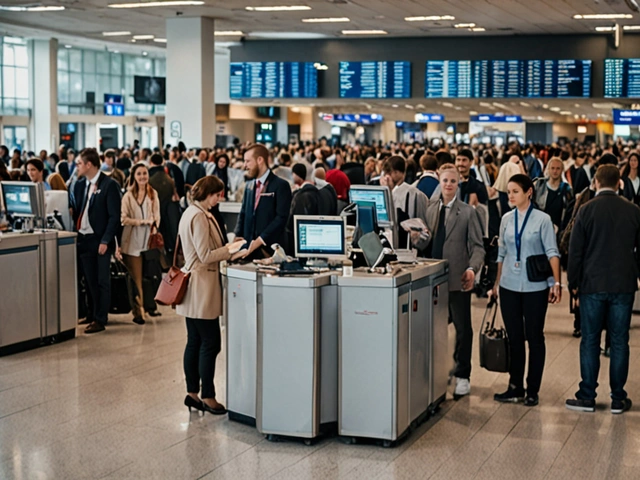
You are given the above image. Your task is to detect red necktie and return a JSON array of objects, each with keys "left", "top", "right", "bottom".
[{"left": 254, "top": 180, "right": 263, "bottom": 210}]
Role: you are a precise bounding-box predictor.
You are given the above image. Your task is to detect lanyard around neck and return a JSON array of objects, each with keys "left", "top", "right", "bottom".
[{"left": 514, "top": 202, "right": 534, "bottom": 263}]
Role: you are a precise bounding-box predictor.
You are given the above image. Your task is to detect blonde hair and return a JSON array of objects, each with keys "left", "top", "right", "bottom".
[{"left": 438, "top": 163, "right": 459, "bottom": 178}]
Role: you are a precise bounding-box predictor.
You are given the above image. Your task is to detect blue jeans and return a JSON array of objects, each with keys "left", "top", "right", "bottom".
[{"left": 577, "top": 293, "right": 634, "bottom": 401}]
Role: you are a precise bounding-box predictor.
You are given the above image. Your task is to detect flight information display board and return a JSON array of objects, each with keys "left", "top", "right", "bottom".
[
  {"left": 229, "top": 62, "right": 318, "bottom": 98},
  {"left": 339, "top": 61, "right": 411, "bottom": 98},
  {"left": 425, "top": 59, "right": 591, "bottom": 98},
  {"left": 604, "top": 59, "right": 640, "bottom": 98}
]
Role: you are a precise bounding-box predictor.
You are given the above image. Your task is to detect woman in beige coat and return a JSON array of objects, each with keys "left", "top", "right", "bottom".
[{"left": 177, "top": 176, "right": 245, "bottom": 415}]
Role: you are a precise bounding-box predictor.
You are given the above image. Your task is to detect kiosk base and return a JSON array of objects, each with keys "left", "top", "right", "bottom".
[{"left": 228, "top": 411, "right": 256, "bottom": 427}]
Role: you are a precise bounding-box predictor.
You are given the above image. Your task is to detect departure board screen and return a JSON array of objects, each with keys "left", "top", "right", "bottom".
[
  {"left": 339, "top": 61, "right": 411, "bottom": 98},
  {"left": 604, "top": 59, "right": 640, "bottom": 98},
  {"left": 425, "top": 59, "right": 591, "bottom": 98},
  {"left": 229, "top": 62, "right": 318, "bottom": 98}
]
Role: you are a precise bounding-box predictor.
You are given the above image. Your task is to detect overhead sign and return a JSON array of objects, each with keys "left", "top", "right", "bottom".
[
  {"left": 320, "top": 113, "right": 384, "bottom": 124},
  {"left": 414, "top": 113, "right": 444, "bottom": 123},
  {"left": 470, "top": 114, "right": 523, "bottom": 123},
  {"left": 613, "top": 109, "right": 640, "bottom": 125},
  {"left": 104, "top": 94, "right": 124, "bottom": 116}
]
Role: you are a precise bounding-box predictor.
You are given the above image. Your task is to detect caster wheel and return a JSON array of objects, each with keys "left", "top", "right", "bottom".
[
  {"left": 266, "top": 434, "right": 276, "bottom": 442},
  {"left": 304, "top": 439, "right": 312, "bottom": 446},
  {"left": 382, "top": 440, "right": 392, "bottom": 448}
]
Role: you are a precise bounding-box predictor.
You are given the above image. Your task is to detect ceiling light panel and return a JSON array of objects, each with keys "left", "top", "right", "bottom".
[
  {"left": 245, "top": 5, "right": 311, "bottom": 11},
  {"left": 454, "top": 23, "right": 476, "bottom": 28},
  {"left": 405, "top": 15, "right": 455, "bottom": 22},
  {"left": 573, "top": 14, "right": 633, "bottom": 19},
  {"left": 0, "top": 5, "right": 65, "bottom": 11},
  {"left": 342, "top": 30, "right": 388, "bottom": 35},
  {"left": 215, "top": 31, "right": 244, "bottom": 36},
  {"left": 102, "top": 31, "right": 132, "bottom": 36},
  {"left": 133, "top": 35, "right": 154, "bottom": 40},
  {"left": 108, "top": 1, "right": 204, "bottom": 8},
  {"left": 302, "top": 17, "right": 350, "bottom": 23}
]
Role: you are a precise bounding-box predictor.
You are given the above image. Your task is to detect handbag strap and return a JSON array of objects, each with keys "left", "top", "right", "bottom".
[{"left": 483, "top": 297, "right": 498, "bottom": 331}]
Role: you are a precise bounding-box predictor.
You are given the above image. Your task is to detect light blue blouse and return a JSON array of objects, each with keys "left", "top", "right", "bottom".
[{"left": 497, "top": 207, "right": 560, "bottom": 292}]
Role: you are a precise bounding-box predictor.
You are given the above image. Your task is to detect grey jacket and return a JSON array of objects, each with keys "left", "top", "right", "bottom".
[{"left": 416, "top": 198, "right": 485, "bottom": 292}]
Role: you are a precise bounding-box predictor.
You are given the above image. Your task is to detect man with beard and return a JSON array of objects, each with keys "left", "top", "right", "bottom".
[{"left": 235, "top": 143, "right": 292, "bottom": 259}]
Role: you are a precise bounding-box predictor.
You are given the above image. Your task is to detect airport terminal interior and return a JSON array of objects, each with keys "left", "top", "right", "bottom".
[{"left": 2, "top": 0, "right": 640, "bottom": 479}]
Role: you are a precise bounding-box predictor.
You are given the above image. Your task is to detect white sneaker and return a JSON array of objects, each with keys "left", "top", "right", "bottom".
[{"left": 454, "top": 378, "right": 471, "bottom": 398}]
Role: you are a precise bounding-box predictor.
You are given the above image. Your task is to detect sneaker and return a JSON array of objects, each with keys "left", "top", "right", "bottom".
[
  {"left": 611, "top": 398, "right": 632, "bottom": 414},
  {"left": 524, "top": 395, "right": 539, "bottom": 407},
  {"left": 494, "top": 386, "right": 525, "bottom": 403},
  {"left": 565, "top": 398, "right": 596, "bottom": 412},
  {"left": 454, "top": 378, "right": 470, "bottom": 399}
]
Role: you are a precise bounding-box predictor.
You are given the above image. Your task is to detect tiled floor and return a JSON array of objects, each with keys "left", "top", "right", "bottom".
[{"left": 1, "top": 292, "right": 639, "bottom": 480}]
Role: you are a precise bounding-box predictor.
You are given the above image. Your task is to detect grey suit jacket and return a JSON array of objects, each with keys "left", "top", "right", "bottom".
[{"left": 417, "top": 198, "right": 485, "bottom": 292}]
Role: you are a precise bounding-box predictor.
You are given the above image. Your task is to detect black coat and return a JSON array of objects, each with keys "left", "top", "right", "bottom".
[
  {"left": 235, "top": 170, "right": 292, "bottom": 254},
  {"left": 285, "top": 183, "right": 321, "bottom": 255},
  {"left": 72, "top": 172, "right": 122, "bottom": 250},
  {"left": 571, "top": 166, "right": 593, "bottom": 196},
  {"left": 568, "top": 191, "right": 640, "bottom": 293}
]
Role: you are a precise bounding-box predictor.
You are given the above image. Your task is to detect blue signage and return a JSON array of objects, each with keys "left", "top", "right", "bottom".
[
  {"left": 324, "top": 113, "right": 384, "bottom": 124},
  {"left": 104, "top": 94, "right": 124, "bottom": 116},
  {"left": 613, "top": 109, "right": 640, "bottom": 125},
  {"left": 471, "top": 114, "right": 523, "bottom": 123},
  {"left": 395, "top": 121, "right": 405, "bottom": 128},
  {"left": 415, "top": 113, "right": 444, "bottom": 123}
]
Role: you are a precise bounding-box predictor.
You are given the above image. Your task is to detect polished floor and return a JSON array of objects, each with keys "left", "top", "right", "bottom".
[{"left": 1, "top": 291, "right": 639, "bottom": 480}]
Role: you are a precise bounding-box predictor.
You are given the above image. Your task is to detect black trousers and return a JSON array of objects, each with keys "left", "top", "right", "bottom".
[
  {"left": 78, "top": 237, "right": 111, "bottom": 326},
  {"left": 450, "top": 291, "right": 473, "bottom": 380},
  {"left": 184, "top": 317, "right": 222, "bottom": 399},
  {"left": 499, "top": 287, "right": 549, "bottom": 396}
]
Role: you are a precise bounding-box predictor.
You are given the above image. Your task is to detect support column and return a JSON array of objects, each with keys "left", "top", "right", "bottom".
[
  {"left": 166, "top": 17, "right": 215, "bottom": 148},
  {"left": 29, "top": 39, "right": 59, "bottom": 153},
  {"left": 276, "top": 107, "right": 289, "bottom": 144}
]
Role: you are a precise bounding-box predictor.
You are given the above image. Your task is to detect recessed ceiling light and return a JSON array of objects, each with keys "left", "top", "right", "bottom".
[
  {"left": 0, "top": 5, "right": 65, "bottom": 11},
  {"left": 215, "top": 31, "right": 244, "bottom": 36},
  {"left": 302, "top": 17, "right": 349, "bottom": 23},
  {"left": 102, "top": 31, "right": 131, "bottom": 36},
  {"left": 550, "top": 107, "right": 561, "bottom": 112},
  {"left": 392, "top": 104, "right": 398, "bottom": 108},
  {"left": 133, "top": 35, "right": 154, "bottom": 40},
  {"left": 454, "top": 23, "right": 476, "bottom": 28},
  {"left": 245, "top": 5, "right": 311, "bottom": 12},
  {"left": 623, "top": 25, "right": 640, "bottom": 30},
  {"left": 342, "top": 29, "right": 388, "bottom": 35},
  {"left": 596, "top": 26, "right": 615, "bottom": 31},
  {"left": 405, "top": 15, "right": 455, "bottom": 22},
  {"left": 520, "top": 102, "right": 530, "bottom": 107},
  {"left": 560, "top": 111, "right": 572, "bottom": 115},
  {"left": 470, "top": 27, "right": 486, "bottom": 32},
  {"left": 142, "top": 51, "right": 148, "bottom": 56},
  {"left": 573, "top": 13, "right": 633, "bottom": 19},
  {"left": 108, "top": 1, "right": 204, "bottom": 8},
  {"left": 154, "top": 38, "right": 167, "bottom": 43},
  {"left": 113, "top": 50, "right": 120, "bottom": 54}
]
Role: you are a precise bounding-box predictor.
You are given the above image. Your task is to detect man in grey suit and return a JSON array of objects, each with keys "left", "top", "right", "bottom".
[{"left": 412, "top": 163, "right": 485, "bottom": 399}]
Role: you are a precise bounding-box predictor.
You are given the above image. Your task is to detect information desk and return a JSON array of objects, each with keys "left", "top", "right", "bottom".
[{"left": 0, "top": 230, "right": 78, "bottom": 356}]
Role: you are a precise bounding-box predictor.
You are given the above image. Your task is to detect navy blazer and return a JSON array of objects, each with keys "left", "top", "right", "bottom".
[
  {"left": 235, "top": 170, "right": 292, "bottom": 250},
  {"left": 72, "top": 172, "right": 122, "bottom": 248}
]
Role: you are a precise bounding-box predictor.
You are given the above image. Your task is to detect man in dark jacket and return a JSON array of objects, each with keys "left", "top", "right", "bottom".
[
  {"left": 285, "top": 163, "right": 321, "bottom": 255},
  {"left": 566, "top": 164, "right": 640, "bottom": 414},
  {"left": 149, "top": 153, "right": 180, "bottom": 256},
  {"left": 72, "top": 148, "right": 122, "bottom": 334},
  {"left": 235, "top": 143, "right": 292, "bottom": 259}
]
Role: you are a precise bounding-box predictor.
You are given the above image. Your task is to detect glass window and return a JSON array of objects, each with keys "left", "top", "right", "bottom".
[
  {"left": 58, "top": 71, "right": 70, "bottom": 103},
  {"left": 69, "top": 49, "right": 82, "bottom": 73},
  {"left": 57, "top": 48, "right": 69, "bottom": 71},
  {"left": 83, "top": 50, "right": 96, "bottom": 73},
  {"left": 124, "top": 56, "right": 136, "bottom": 76},
  {"left": 3, "top": 66, "right": 15, "bottom": 97},
  {"left": 134, "top": 57, "right": 152, "bottom": 74},
  {"left": 70, "top": 73, "right": 83, "bottom": 102},
  {"left": 3, "top": 44, "right": 15, "bottom": 65},
  {"left": 110, "top": 53, "right": 122, "bottom": 75},
  {"left": 97, "top": 51, "right": 109, "bottom": 74},
  {"left": 83, "top": 73, "right": 96, "bottom": 97},
  {"left": 15, "top": 68, "right": 28, "bottom": 98},
  {"left": 14, "top": 45, "right": 28, "bottom": 67},
  {"left": 154, "top": 59, "right": 166, "bottom": 77},
  {"left": 111, "top": 75, "right": 122, "bottom": 94}
]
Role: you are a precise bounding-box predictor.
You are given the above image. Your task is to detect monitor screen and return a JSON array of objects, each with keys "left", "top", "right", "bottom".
[
  {"left": 134, "top": 76, "right": 166, "bottom": 104},
  {"left": 339, "top": 61, "right": 411, "bottom": 98},
  {"left": 104, "top": 93, "right": 124, "bottom": 116},
  {"left": 295, "top": 216, "right": 346, "bottom": 258},
  {"left": 230, "top": 62, "right": 318, "bottom": 98},
  {"left": 425, "top": 59, "right": 591, "bottom": 98},
  {"left": 349, "top": 187, "right": 390, "bottom": 224},
  {"left": 2, "top": 183, "right": 34, "bottom": 216},
  {"left": 604, "top": 59, "right": 640, "bottom": 98}
]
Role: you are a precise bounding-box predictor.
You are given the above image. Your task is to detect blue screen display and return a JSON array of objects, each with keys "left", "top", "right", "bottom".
[
  {"left": 605, "top": 59, "right": 640, "bottom": 98},
  {"left": 613, "top": 109, "right": 640, "bottom": 125},
  {"left": 425, "top": 59, "right": 591, "bottom": 98},
  {"left": 104, "top": 94, "right": 124, "bottom": 116},
  {"left": 229, "top": 62, "right": 318, "bottom": 98},
  {"left": 340, "top": 61, "right": 411, "bottom": 98}
]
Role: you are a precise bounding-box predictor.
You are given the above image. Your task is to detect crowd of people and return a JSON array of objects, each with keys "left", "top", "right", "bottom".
[{"left": 2, "top": 134, "right": 639, "bottom": 415}]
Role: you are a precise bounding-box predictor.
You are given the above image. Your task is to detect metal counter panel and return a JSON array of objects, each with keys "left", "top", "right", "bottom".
[
  {"left": 58, "top": 241, "right": 78, "bottom": 333},
  {"left": 320, "top": 284, "right": 339, "bottom": 425},
  {"left": 429, "top": 275, "right": 450, "bottom": 408},
  {"left": 408, "top": 276, "right": 431, "bottom": 424}
]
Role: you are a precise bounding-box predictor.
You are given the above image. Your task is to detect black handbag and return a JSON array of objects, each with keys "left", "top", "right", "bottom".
[
  {"left": 479, "top": 298, "right": 510, "bottom": 373},
  {"left": 526, "top": 254, "right": 553, "bottom": 282}
]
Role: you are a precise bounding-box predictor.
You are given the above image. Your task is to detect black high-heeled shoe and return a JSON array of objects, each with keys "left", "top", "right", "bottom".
[
  {"left": 184, "top": 395, "right": 204, "bottom": 413},
  {"left": 202, "top": 400, "right": 227, "bottom": 415}
]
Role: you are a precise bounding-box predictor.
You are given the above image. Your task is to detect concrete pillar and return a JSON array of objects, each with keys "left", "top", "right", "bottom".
[
  {"left": 166, "top": 17, "right": 215, "bottom": 148},
  {"left": 276, "top": 107, "right": 289, "bottom": 144},
  {"left": 29, "top": 39, "right": 59, "bottom": 153}
]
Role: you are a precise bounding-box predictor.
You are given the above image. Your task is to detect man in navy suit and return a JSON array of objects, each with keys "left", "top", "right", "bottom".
[
  {"left": 72, "top": 148, "right": 122, "bottom": 334},
  {"left": 235, "top": 144, "right": 292, "bottom": 259}
]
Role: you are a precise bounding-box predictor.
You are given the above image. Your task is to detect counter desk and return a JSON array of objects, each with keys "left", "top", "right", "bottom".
[{"left": 0, "top": 229, "right": 78, "bottom": 356}]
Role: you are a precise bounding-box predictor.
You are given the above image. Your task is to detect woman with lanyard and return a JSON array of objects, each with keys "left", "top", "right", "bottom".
[{"left": 490, "top": 174, "right": 561, "bottom": 407}]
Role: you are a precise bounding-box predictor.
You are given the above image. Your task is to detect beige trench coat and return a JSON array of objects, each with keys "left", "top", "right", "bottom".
[{"left": 175, "top": 202, "right": 230, "bottom": 320}]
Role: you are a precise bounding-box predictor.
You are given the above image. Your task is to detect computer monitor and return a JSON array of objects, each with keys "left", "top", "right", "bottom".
[
  {"left": 348, "top": 185, "right": 394, "bottom": 227},
  {"left": 294, "top": 215, "right": 347, "bottom": 259},
  {"left": 1, "top": 181, "right": 36, "bottom": 216},
  {"left": 356, "top": 203, "right": 378, "bottom": 235}
]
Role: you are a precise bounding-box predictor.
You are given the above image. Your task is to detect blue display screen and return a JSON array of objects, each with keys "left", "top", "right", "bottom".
[
  {"left": 340, "top": 61, "right": 411, "bottom": 98},
  {"left": 349, "top": 188, "right": 390, "bottom": 223},
  {"left": 425, "top": 59, "right": 591, "bottom": 98},
  {"left": 2, "top": 184, "right": 33, "bottom": 215},
  {"left": 229, "top": 62, "right": 318, "bottom": 98},
  {"left": 104, "top": 94, "right": 124, "bottom": 116},
  {"left": 613, "top": 109, "right": 640, "bottom": 125},
  {"left": 605, "top": 59, "right": 640, "bottom": 98}
]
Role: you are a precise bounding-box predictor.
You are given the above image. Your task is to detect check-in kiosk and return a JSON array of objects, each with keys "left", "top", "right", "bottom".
[{"left": 349, "top": 185, "right": 398, "bottom": 249}]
